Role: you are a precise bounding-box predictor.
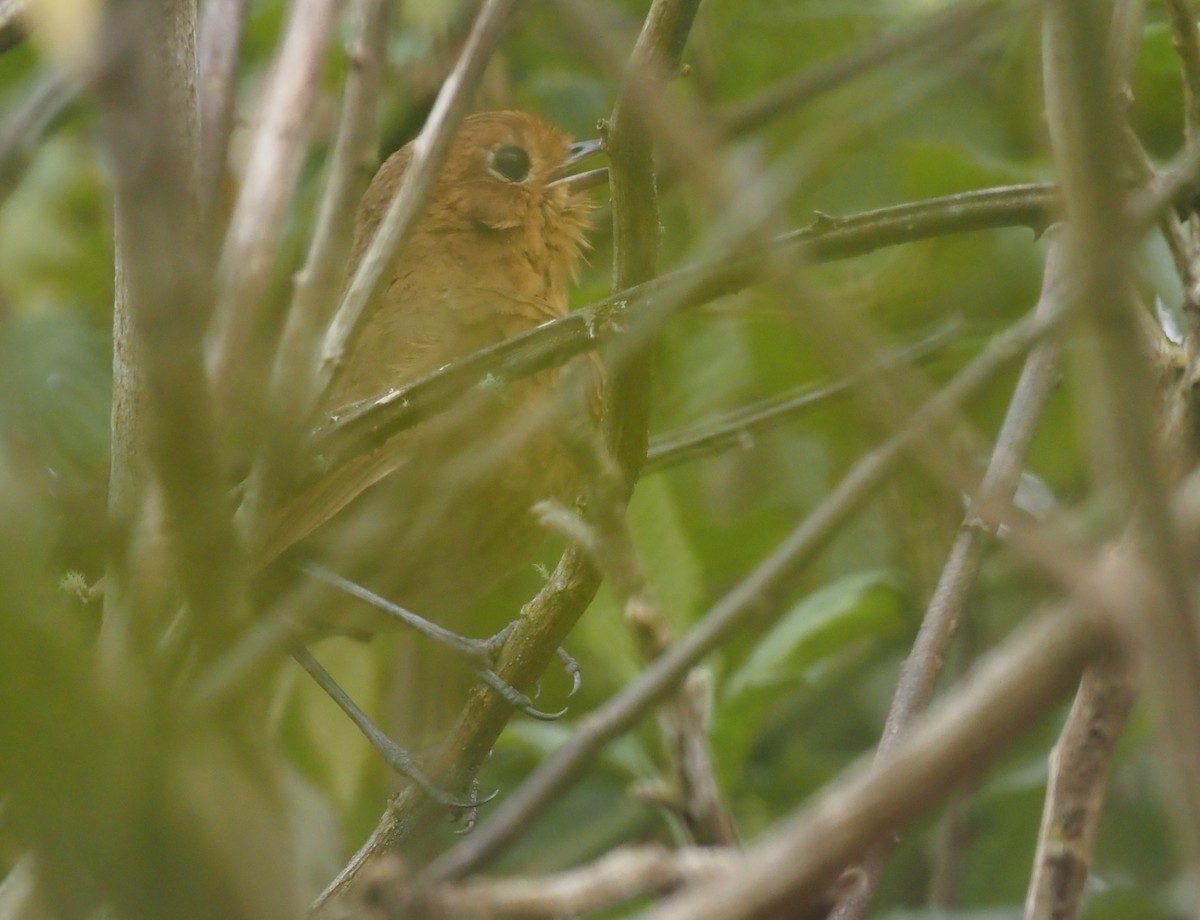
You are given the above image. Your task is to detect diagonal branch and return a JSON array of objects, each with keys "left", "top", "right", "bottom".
[
  {"left": 828, "top": 228, "right": 1070, "bottom": 920},
  {"left": 207, "top": 0, "right": 343, "bottom": 432},
  {"left": 425, "top": 303, "right": 1060, "bottom": 883},
  {"left": 317, "top": 0, "right": 521, "bottom": 387}
]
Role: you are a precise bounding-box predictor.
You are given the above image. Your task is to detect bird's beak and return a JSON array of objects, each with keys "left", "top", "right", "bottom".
[{"left": 549, "top": 138, "right": 607, "bottom": 192}]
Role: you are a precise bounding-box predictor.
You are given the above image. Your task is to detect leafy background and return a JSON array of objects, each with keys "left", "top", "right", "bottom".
[{"left": 0, "top": 0, "right": 1191, "bottom": 917}]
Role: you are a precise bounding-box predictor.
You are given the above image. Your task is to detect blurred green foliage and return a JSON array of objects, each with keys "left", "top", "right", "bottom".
[{"left": 0, "top": 0, "right": 1194, "bottom": 916}]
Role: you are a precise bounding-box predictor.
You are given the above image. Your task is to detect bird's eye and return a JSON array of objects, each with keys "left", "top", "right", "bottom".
[{"left": 488, "top": 145, "right": 532, "bottom": 183}]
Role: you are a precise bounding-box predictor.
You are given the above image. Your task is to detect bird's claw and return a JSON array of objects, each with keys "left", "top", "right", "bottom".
[
  {"left": 453, "top": 778, "right": 500, "bottom": 833},
  {"left": 556, "top": 645, "right": 582, "bottom": 697},
  {"left": 377, "top": 740, "right": 475, "bottom": 808},
  {"left": 474, "top": 666, "right": 567, "bottom": 720}
]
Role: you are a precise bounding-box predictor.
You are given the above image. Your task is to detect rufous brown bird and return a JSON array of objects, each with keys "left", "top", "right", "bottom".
[{"left": 254, "top": 111, "right": 603, "bottom": 750}]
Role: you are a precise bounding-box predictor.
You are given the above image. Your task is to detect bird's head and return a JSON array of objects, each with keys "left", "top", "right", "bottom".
[{"left": 437, "top": 111, "right": 604, "bottom": 277}]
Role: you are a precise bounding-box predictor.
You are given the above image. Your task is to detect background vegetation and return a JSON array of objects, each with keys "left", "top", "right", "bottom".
[{"left": 0, "top": 0, "right": 1197, "bottom": 918}]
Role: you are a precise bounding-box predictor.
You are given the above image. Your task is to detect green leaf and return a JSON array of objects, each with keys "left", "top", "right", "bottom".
[
  {"left": 725, "top": 570, "right": 906, "bottom": 700},
  {"left": 714, "top": 571, "right": 908, "bottom": 779}
]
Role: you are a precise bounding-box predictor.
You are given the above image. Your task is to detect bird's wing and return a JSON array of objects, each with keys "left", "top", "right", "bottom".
[{"left": 248, "top": 437, "right": 408, "bottom": 570}]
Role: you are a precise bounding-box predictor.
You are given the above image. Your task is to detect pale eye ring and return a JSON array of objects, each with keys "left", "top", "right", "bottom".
[{"left": 488, "top": 144, "right": 532, "bottom": 183}]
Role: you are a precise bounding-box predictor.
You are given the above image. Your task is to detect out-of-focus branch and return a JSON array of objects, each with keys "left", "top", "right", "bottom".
[
  {"left": 643, "top": 320, "right": 957, "bottom": 474},
  {"left": 1022, "top": 662, "right": 1136, "bottom": 920},
  {"left": 207, "top": 0, "right": 343, "bottom": 436},
  {"left": 99, "top": 0, "right": 245, "bottom": 654},
  {"left": 1166, "top": 0, "right": 1200, "bottom": 151},
  {"left": 828, "top": 230, "right": 1069, "bottom": 920},
  {"left": 0, "top": 0, "right": 24, "bottom": 52},
  {"left": 424, "top": 304, "right": 1059, "bottom": 883},
  {"left": 718, "top": 0, "right": 1018, "bottom": 138},
  {"left": 0, "top": 72, "right": 76, "bottom": 210},
  {"left": 196, "top": 0, "right": 249, "bottom": 226},
  {"left": 1045, "top": 0, "right": 1200, "bottom": 864},
  {"left": 317, "top": 0, "right": 519, "bottom": 386},
  {"left": 310, "top": 184, "right": 1058, "bottom": 492},
  {"left": 632, "top": 600, "right": 1111, "bottom": 920},
  {"left": 244, "top": 0, "right": 389, "bottom": 527},
  {"left": 354, "top": 845, "right": 739, "bottom": 920}
]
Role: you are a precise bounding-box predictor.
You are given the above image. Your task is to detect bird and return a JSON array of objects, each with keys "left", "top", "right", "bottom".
[{"left": 251, "top": 111, "right": 604, "bottom": 753}]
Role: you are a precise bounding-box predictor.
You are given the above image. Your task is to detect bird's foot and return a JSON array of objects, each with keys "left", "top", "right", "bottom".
[
  {"left": 292, "top": 646, "right": 489, "bottom": 809},
  {"left": 301, "top": 563, "right": 580, "bottom": 719}
]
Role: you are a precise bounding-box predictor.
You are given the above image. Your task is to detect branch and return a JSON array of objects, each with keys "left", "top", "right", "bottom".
[
  {"left": 207, "top": 0, "right": 343, "bottom": 432},
  {"left": 251, "top": 184, "right": 1054, "bottom": 569},
  {"left": 98, "top": 0, "right": 245, "bottom": 653},
  {"left": 424, "top": 304, "right": 1058, "bottom": 883},
  {"left": 828, "top": 226, "right": 1069, "bottom": 920},
  {"left": 643, "top": 320, "right": 957, "bottom": 474},
  {"left": 1046, "top": 0, "right": 1200, "bottom": 863},
  {"left": 196, "top": 0, "right": 249, "bottom": 225},
  {"left": 354, "top": 845, "right": 740, "bottom": 920},
  {"left": 317, "top": 0, "right": 520, "bottom": 384},
  {"left": 309, "top": 184, "right": 1057, "bottom": 495},
  {"left": 1023, "top": 662, "right": 1136, "bottom": 920},
  {"left": 718, "top": 0, "right": 1017, "bottom": 138},
  {"left": 311, "top": 543, "right": 603, "bottom": 913},
  {"left": 632, "top": 602, "right": 1110, "bottom": 920}
]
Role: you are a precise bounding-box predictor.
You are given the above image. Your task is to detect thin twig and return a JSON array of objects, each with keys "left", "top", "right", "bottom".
[
  {"left": 317, "top": 0, "right": 520, "bottom": 385},
  {"left": 196, "top": 0, "right": 249, "bottom": 226},
  {"left": 828, "top": 229, "right": 1069, "bottom": 920},
  {"left": 718, "top": 0, "right": 1017, "bottom": 138},
  {"left": 643, "top": 320, "right": 958, "bottom": 474},
  {"left": 1022, "top": 662, "right": 1136, "bottom": 920},
  {"left": 0, "top": 71, "right": 77, "bottom": 210},
  {"left": 243, "top": 0, "right": 389, "bottom": 529},
  {"left": 559, "top": 435, "right": 737, "bottom": 846},
  {"left": 207, "top": 0, "right": 343, "bottom": 431},
  {"left": 631, "top": 601, "right": 1111, "bottom": 920}
]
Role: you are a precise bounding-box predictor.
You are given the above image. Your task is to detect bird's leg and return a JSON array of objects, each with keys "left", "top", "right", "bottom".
[
  {"left": 291, "top": 647, "right": 493, "bottom": 808},
  {"left": 299, "top": 562, "right": 576, "bottom": 720}
]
